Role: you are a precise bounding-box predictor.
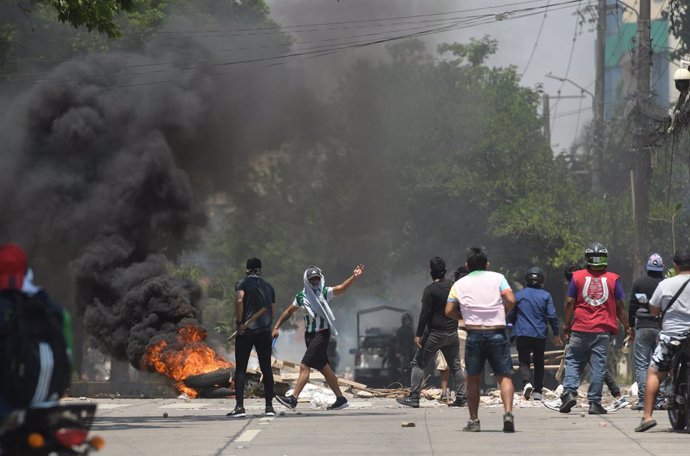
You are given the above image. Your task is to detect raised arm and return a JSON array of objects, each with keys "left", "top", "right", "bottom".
[{"left": 332, "top": 264, "right": 365, "bottom": 296}]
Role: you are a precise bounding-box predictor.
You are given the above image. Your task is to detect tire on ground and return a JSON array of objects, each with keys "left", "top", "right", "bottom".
[
  {"left": 198, "top": 386, "right": 235, "bottom": 398},
  {"left": 183, "top": 368, "right": 233, "bottom": 389}
]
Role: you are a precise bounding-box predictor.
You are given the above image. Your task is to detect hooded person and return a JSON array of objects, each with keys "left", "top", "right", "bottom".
[
  {"left": 300, "top": 266, "right": 338, "bottom": 335},
  {"left": 273, "top": 264, "right": 364, "bottom": 411}
]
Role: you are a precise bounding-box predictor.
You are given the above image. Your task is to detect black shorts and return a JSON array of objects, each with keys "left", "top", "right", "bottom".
[{"left": 302, "top": 329, "right": 331, "bottom": 370}]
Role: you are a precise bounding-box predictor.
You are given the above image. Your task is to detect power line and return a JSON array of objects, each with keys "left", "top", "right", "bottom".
[
  {"left": 1, "top": 0, "right": 582, "bottom": 74},
  {"left": 0, "top": 0, "right": 584, "bottom": 91},
  {"left": 550, "top": 13, "right": 582, "bottom": 130},
  {"left": 521, "top": 0, "right": 551, "bottom": 80},
  {"left": 2, "top": 0, "right": 578, "bottom": 46}
]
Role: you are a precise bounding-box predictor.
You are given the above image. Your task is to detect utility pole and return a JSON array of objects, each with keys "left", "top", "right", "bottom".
[
  {"left": 593, "top": 0, "right": 606, "bottom": 193},
  {"left": 543, "top": 93, "right": 551, "bottom": 144},
  {"left": 633, "top": 0, "right": 651, "bottom": 278}
]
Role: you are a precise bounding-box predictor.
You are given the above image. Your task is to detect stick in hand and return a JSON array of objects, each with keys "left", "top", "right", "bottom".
[{"left": 227, "top": 307, "right": 268, "bottom": 342}]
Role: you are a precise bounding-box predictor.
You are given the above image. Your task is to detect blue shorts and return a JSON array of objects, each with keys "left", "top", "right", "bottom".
[{"left": 465, "top": 329, "right": 513, "bottom": 377}]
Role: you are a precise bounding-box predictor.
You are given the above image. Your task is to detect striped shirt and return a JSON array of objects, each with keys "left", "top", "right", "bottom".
[{"left": 292, "top": 287, "right": 335, "bottom": 333}]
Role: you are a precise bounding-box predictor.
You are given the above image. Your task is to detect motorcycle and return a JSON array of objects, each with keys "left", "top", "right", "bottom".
[
  {"left": 0, "top": 403, "right": 104, "bottom": 455},
  {"left": 664, "top": 331, "right": 690, "bottom": 430}
]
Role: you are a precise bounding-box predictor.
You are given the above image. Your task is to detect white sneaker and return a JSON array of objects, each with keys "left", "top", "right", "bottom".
[
  {"left": 532, "top": 392, "right": 543, "bottom": 401},
  {"left": 523, "top": 383, "right": 533, "bottom": 399},
  {"left": 543, "top": 398, "right": 561, "bottom": 411},
  {"left": 607, "top": 395, "right": 630, "bottom": 412}
]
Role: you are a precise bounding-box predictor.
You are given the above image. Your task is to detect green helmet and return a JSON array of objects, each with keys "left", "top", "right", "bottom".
[{"left": 585, "top": 242, "right": 608, "bottom": 268}]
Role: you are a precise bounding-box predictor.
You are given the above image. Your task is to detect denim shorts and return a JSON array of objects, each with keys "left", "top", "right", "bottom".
[{"left": 465, "top": 329, "right": 513, "bottom": 376}]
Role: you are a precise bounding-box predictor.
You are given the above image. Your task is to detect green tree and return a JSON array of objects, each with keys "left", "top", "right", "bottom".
[
  {"left": 665, "top": 0, "right": 690, "bottom": 61},
  {"left": 216, "top": 37, "right": 591, "bottom": 299}
]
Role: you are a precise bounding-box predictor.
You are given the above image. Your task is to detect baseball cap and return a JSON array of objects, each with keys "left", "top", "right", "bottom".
[
  {"left": 306, "top": 266, "right": 322, "bottom": 280},
  {"left": 0, "top": 243, "right": 27, "bottom": 290},
  {"left": 246, "top": 257, "right": 262, "bottom": 270},
  {"left": 646, "top": 253, "right": 664, "bottom": 272}
]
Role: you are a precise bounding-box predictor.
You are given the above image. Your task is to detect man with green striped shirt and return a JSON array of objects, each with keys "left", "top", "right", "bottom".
[{"left": 273, "top": 264, "right": 365, "bottom": 410}]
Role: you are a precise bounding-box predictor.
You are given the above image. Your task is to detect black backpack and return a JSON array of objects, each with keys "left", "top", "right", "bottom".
[{"left": 0, "top": 291, "right": 71, "bottom": 408}]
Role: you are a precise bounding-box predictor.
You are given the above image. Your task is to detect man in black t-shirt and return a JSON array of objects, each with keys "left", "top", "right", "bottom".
[
  {"left": 397, "top": 257, "right": 466, "bottom": 408},
  {"left": 629, "top": 253, "right": 665, "bottom": 410},
  {"left": 227, "top": 257, "right": 276, "bottom": 418}
]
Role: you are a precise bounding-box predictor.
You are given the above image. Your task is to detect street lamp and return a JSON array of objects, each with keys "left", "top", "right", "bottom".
[
  {"left": 545, "top": 72, "right": 594, "bottom": 100},
  {"left": 545, "top": 71, "right": 603, "bottom": 190}
]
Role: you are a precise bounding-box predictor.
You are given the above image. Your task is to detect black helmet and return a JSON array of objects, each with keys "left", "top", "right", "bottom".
[
  {"left": 585, "top": 242, "right": 608, "bottom": 268},
  {"left": 525, "top": 267, "right": 545, "bottom": 287}
]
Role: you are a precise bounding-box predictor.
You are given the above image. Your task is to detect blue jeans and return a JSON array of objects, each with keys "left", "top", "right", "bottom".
[
  {"left": 634, "top": 327, "right": 659, "bottom": 404},
  {"left": 563, "top": 331, "right": 609, "bottom": 404},
  {"left": 465, "top": 330, "right": 513, "bottom": 377}
]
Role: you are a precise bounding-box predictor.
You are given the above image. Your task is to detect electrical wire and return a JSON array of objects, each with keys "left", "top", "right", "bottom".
[
  {"left": 521, "top": 0, "right": 551, "bottom": 80},
  {"left": 550, "top": 12, "right": 582, "bottom": 130},
  {"left": 1, "top": 0, "right": 581, "bottom": 77},
  {"left": 0, "top": 0, "right": 585, "bottom": 91}
]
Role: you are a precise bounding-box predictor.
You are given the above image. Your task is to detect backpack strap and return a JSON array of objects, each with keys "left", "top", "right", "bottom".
[{"left": 661, "top": 277, "right": 690, "bottom": 321}]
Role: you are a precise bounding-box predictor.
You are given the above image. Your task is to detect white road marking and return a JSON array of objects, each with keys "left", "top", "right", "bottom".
[{"left": 235, "top": 429, "right": 261, "bottom": 442}]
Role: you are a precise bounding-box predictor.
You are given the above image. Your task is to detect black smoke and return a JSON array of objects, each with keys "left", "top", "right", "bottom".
[{"left": 0, "top": 43, "right": 213, "bottom": 368}]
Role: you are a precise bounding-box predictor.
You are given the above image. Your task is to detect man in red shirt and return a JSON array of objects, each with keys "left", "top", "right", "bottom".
[{"left": 560, "top": 243, "right": 633, "bottom": 414}]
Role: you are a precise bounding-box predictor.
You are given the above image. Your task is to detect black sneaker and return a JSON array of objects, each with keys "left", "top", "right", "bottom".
[
  {"left": 276, "top": 394, "right": 298, "bottom": 410},
  {"left": 448, "top": 397, "right": 467, "bottom": 407},
  {"left": 588, "top": 402, "right": 607, "bottom": 415},
  {"left": 226, "top": 406, "right": 246, "bottom": 418},
  {"left": 503, "top": 412, "right": 515, "bottom": 433},
  {"left": 559, "top": 392, "right": 577, "bottom": 414},
  {"left": 265, "top": 404, "right": 276, "bottom": 416},
  {"left": 396, "top": 396, "right": 420, "bottom": 408},
  {"left": 327, "top": 396, "right": 349, "bottom": 410}
]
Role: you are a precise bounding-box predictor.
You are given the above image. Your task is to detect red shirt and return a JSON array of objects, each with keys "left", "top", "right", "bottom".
[{"left": 571, "top": 269, "right": 620, "bottom": 334}]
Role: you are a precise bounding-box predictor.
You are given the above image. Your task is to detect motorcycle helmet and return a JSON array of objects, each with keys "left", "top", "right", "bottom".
[
  {"left": 525, "top": 267, "right": 545, "bottom": 287},
  {"left": 585, "top": 242, "right": 608, "bottom": 268}
]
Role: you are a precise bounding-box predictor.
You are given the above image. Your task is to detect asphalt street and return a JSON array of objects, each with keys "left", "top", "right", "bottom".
[{"left": 83, "top": 396, "right": 689, "bottom": 456}]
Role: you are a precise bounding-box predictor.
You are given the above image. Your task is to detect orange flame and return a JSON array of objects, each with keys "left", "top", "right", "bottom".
[{"left": 142, "top": 325, "right": 233, "bottom": 398}]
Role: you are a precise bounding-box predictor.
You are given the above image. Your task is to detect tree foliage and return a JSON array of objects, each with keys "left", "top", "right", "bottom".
[
  {"left": 214, "top": 38, "right": 601, "bottom": 296},
  {"left": 0, "top": 0, "right": 281, "bottom": 75},
  {"left": 664, "top": 0, "right": 690, "bottom": 61}
]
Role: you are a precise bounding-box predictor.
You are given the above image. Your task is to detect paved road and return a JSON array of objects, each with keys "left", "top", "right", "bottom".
[{"left": 83, "top": 396, "right": 688, "bottom": 456}]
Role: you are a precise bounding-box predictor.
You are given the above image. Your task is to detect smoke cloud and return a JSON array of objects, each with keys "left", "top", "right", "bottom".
[{"left": 0, "top": 36, "right": 216, "bottom": 367}]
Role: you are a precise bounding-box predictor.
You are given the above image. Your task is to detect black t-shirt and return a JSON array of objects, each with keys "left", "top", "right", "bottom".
[
  {"left": 237, "top": 276, "right": 275, "bottom": 333},
  {"left": 629, "top": 273, "right": 663, "bottom": 329},
  {"left": 416, "top": 278, "right": 456, "bottom": 337}
]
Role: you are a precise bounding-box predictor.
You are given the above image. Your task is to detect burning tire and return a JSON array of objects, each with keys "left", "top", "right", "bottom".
[
  {"left": 198, "top": 386, "right": 234, "bottom": 398},
  {"left": 183, "top": 368, "right": 233, "bottom": 389}
]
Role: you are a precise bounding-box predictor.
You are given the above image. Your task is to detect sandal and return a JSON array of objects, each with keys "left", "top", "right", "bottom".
[{"left": 634, "top": 418, "right": 657, "bottom": 432}]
